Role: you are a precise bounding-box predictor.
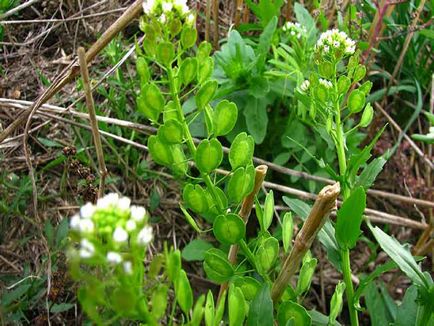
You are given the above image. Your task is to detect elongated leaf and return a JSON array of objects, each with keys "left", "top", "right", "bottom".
[
  {"left": 247, "top": 284, "right": 273, "bottom": 326},
  {"left": 336, "top": 187, "right": 366, "bottom": 249},
  {"left": 356, "top": 157, "right": 387, "bottom": 189},
  {"left": 256, "top": 16, "right": 278, "bottom": 71},
  {"left": 394, "top": 285, "right": 418, "bottom": 326},
  {"left": 369, "top": 224, "right": 428, "bottom": 289},
  {"left": 244, "top": 96, "right": 268, "bottom": 144}
]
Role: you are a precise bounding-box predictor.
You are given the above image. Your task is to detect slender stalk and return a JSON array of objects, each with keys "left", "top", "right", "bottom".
[
  {"left": 78, "top": 47, "right": 108, "bottom": 199},
  {"left": 271, "top": 183, "right": 341, "bottom": 302},
  {"left": 333, "top": 75, "right": 358, "bottom": 326}
]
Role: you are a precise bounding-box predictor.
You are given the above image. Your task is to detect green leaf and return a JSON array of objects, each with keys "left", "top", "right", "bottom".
[
  {"left": 2, "top": 283, "right": 31, "bottom": 306},
  {"left": 50, "top": 303, "right": 75, "bottom": 313},
  {"left": 182, "top": 239, "right": 214, "bottom": 261},
  {"left": 277, "top": 301, "right": 312, "bottom": 326},
  {"left": 394, "top": 285, "right": 418, "bottom": 326},
  {"left": 213, "top": 100, "right": 238, "bottom": 136},
  {"left": 227, "top": 165, "right": 255, "bottom": 203},
  {"left": 166, "top": 249, "right": 181, "bottom": 282},
  {"left": 229, "top": 132, "right": 255, "bottom": 170},
  {"left": 282, "top": 212, "right": 293, "bottom": 253},
  {"left": 294, "top": 2, "right": 316, "bottom": 40},
  {"left": 368, "top": 224, "right": 428, "bottom": 289},
  {"left": 263, "top": 190, "right": 274, "bottom": 231},
  {"left": 232, "top": 276, "right": 261, "bottom": 301},
  {"left": 191, "top": 294, "right": 206, "bottom": 326},
  {"left": 364, "top": 282, "right": 393, "bottom": 326},
  {"left": 204, "top": 248, "right": 234, "bottom": 283},
  {"left": 356, "top": 157, "right": 387, "bottom": 189},
  {"left": 205, "top": 290, "right": 215, "bottom": 326},
  {"left": 244, "top": 96, "right": 269, "bottom": 144},
  {"left": 175, "top": 270, "right": 193, "bottom": 315},
  {"left": 247, "top": 284, "right": 273, "bottom": 326},
  {"left": 151, "top": 284, "right": 168, "bottom": 318},
  {"left": 196, "top": 138, "right": 223, "bottom": 174},
  {"left": 329, "top": 282, "right": 345, "bottom": 324},
  {"left": 180, "top": 205, "right": 203, "bottom": 233},
  {"left": 336, "top": 186, "right": 366, "bottom": 249},
  {"left": 196, "top": 80, "right": 218, "bottom": 110},
  {"left": 229, "top": 283, "right": 246, "bottom": 326},
  {"left": 256, "top": 16, "right": 278, "bottom": 71},
  {"left": 213, "top": 213, "right": 246, "bottom": 245}
]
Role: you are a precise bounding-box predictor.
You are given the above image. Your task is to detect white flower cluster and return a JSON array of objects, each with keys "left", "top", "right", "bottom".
[
  {"left": 143, "top": 0, "right": 194, "bottom": 24},
  {"left": 316, "top": 29, "right": 356, "bottom": 56},
  {"left": 282, "top": 22, "right": 307, "bottom": 39},
  {"left": 300, "top": 80, "right": 310, "bottom": 92},
  {"left": 319, "top": 78, "right": 333, "bottom": 89},
  {"left": 70, "top": 193, "right": 153, "bottom": 273}
]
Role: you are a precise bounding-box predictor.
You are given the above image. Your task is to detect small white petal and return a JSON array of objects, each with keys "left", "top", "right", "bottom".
[
  {"left": 97, "top": 193, "right": 119, "bottom": 209},
  {"left": 123, "top": 261, "right": 133, "bottom": 274},
  {"left": 113, "top": 226, "right": 128, "bottom": 243},
  {"left": 80, "top": 239, "right": 95, "bottom": 258},
  {"left": 80, "top": 202, "right": 95, "bottom": 219},
  {"left": 107, "top": 251, "right": 122, "bottom": 264},
  {"left": 137, "top": 226, "right": 153, "bottom": 245},
  {"left": 118, "top": 197, "right": 131, "bottom": 210},
  {"left": 70, "top": 214, "right": 81, "bottom": 230},
  {"left": 79, "top": 219, "right": 94, "bottom": 233},
  {"left": 162, "top": 2, "right": 173, "bottom": 12},
  {"left": 126, "top": 220, "right": 137, "bottom": 231},
  {"left": 130, "top": 205, "right": 147, "bottom": 222}
]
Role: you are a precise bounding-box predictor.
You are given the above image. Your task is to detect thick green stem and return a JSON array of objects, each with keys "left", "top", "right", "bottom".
[
  {"left": 333, "top": 71, "right": 358, "bottom": 326},
  {"left": 166, "top": 68, "right": 224, "bottom": 212},
  {"left": 341, "top": 249, "right": 358, "bottom": 326}
]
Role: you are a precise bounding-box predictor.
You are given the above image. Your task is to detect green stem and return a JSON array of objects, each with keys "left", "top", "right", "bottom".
[
  {"left": 333, "top": 70, "right": 357, "bottom": 326},
  {"left": 341, "top": 249, "right": 358, "bottom": 326},
  {"left": 166, "top": 68, "right": 224, "bottom": 213}
]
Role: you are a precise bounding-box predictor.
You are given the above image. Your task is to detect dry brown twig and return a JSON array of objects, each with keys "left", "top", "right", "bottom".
[
  {"left": 271, "top": 183, "right": 341, "bottom": 302},
  {"left": 77, "top": 47, "right": 108, "bottom": 199}
]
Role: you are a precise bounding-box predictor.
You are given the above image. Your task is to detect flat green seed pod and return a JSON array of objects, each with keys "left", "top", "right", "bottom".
[
  {"left": 143, "top": 83, "right": 165, "bottom": 117},
  {"left": 156, "top": 42, "right": 175, "bottom": 67},
  {"left": 181, "top": 26, "right": 197, "bottom": 49},
  {"left": 179, "top": 57, "right": 198, "bottom": 87},
  {"left": 195, "top": 138, "right": 223, "bottom": 174},
  {"left": 256, "top": 237, "right": 279, "bottom": 272},
  {"left": 203, "top": 248, "right": 234, "bottom": 283},
  {"left": 148, "top": 135, "right": 173, "bottom": 166},
  {"left": 348, "top": 89, "right": 365, "bottom": 113},
  {"left": 213, "top": 100, "right": 238, "bottom": 136},
  {"left": 359, "top": 103, "right": 374, "bottom": 127},
  {"left": 227, "top": 165, "right": 255, "bottom": 203},
  {"left": 171, "top": 145, "right": 188, "bottom": 176},
  {"left": 198, "top": 57, "right": 214, "bottom": 84},
  {"left": 137, "top": 94, "right": 159, "bottom": 121},
  {"left": 196, "top": 80, "right": 218, "bottom": 110},
  {"left": 229, "top": 132, "right": 254, "bottom": 170},
  {"left": 277, "top": 301, "right": 312, "bottom": 326},
  {"left": 183, "top": 184, "right": 208, "bottom": 214},
  {"left": 158, "top": 119, "right": 184, "bottom": 144},
  {"left": 213, "top": 213, "right": 246, "bottom": 245}
]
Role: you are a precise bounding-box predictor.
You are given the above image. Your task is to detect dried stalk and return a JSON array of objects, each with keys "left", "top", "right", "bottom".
[
  {"left": 234, "top": 0, "right": 244, "bottom": 26},
  {"left": 212, "top": 0, "right": 219, "bottom": 48},
  {"left": 217, "top": 165, "right": 268, "bottom": 303},
  {"left": 77, "top": 47, "right": 108, "bottom": 199},
  {"left": 271, "top": 183, "right": 341, "bottom": 302},
  {"left": 205, "top": 0, "right": 211, "bottom": 42},
  {"left": 0, "top": 0, "right": 143, "bottom": 145}
]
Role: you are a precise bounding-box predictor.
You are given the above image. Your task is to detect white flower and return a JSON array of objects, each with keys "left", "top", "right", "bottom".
[
  {"left": 300, "top": 80, "right": 310, "bottom": 92},
  {"left": 118, "top": 197, "right": 131, "bottom": 211},
  {"left": 162, "top": 1, "right": 173, "bottom": 12},
  {"left": 137, "top": 226, "right": 153, "bottom": 245},
  {"left": 79, "top": 219, "right": 94, "bottom": 233},
  {"left": 70, "top": 214, "right": 81, "bottom": 230},
  {"left": 130, "top": 205, "right": 147, "bottom": 222},
  {"left": 159, "top": 14, "right": 167, "bottom": 23},
  {"left": 319, "top": 78, "right": 333, "bottom": 89},
  {"left": 126, "top": 220, "right": 137, "bottom": 232},
  {"left": 107, "top": 251, "right": 122, "bottom": 264},
  {"left": 80, "top": 202, "right": 95, "bottom": 219},
  {"left": 333, "top": 40, "right": 340, "bottom": 47},
  {"left": 316, "top": 29, "right": 356, "bottom": 56},
  {"left": 142, "top": 0, "right": 156, "bottom": 14},
  {"left": 123, "top": 261, "right": 133, "bottom": 274},
  {"left": 324, "top": 45, "right": 330, "bottom": 53},
  {"left": 174, "top": 0, "right": 189, "bottom": 14},
  {"left": 79, "top": 239, "right": 95, "bottom": 258},
  {"left": 186, "top": 13, "right": 195, "bottom": 25},
  {"left": 113, "top": 226, "right": 128, "bottom": 243},
  {"left": 97, "top": 193, "right": 119, "bottom": 209}
]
